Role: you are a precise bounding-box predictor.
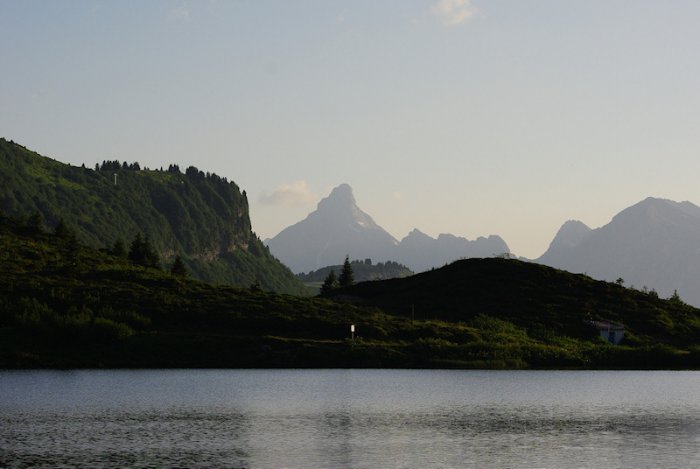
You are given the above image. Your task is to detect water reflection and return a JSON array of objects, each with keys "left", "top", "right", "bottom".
[{"left": 1, "top": 370, "right": 700, "bottom": 468}]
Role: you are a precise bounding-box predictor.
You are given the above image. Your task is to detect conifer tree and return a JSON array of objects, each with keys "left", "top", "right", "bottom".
[
  {"left": 27, "top": 211, "right": 44, "bottom": 232},
  {"left": 54, "top": 218, "right": 70, "bottom": 238},
  {"left": 338, "top": 256, "right": 354, "bottom": 287},
  {"left": 128, "top": 233, "right": 145, "bottom": 263},
  {"left": 128, "top": 233, "right": 161, "bottom": 269},
  {"left": 170, "top": 255, "right": 188, "bottom": 277},
  {"left": 320, "top": 269, "right": 338, "bottom": 295},
  {"left": 111, "top": 239, "right": 127, "bottom": 258},
  {"left": 54, "top": 218, "right": 77, "bottom": 244},
  {"left": 142, "top": 235, "right": 161, "bottom": 269},
  {"left": 249, "top": 278, "right": 262, "bottom": 292}
]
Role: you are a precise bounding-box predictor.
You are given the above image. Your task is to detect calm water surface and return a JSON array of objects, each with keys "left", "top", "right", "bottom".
[{"left": 1, "top": 369, "right": 699, "bottom": 468}]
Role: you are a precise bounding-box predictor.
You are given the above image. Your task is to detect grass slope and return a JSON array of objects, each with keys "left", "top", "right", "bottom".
[
  {"left": 338, "top": 258, "right": 700, "bottom": 366},
  {"left": 2, "top": 216, "right": 700, "bottom": 369}
]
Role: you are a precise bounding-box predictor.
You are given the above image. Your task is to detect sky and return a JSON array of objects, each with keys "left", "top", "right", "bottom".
[{"left": 2, "top": 0, "right": 700, "bottom": 258}]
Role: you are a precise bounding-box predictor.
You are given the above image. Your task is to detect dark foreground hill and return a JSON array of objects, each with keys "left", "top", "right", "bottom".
[
  {"left": 0, "top": 138, "right": 306, "bottom": 294},
  {"left": 337, "top": 258, "right": 700, "bottom": 367},
  {"left": 2, "top": 214, "right": 700, "bottom": 369},
  {"left": 0, "top": 214, "right": 390, "bottom": 368}
]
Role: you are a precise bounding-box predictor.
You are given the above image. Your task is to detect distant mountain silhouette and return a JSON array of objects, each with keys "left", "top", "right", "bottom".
[
  {"left": 537, "top": 220, "right": 592, "bottom": 266},
  {"left": 265, "top": 184, "right": 399, "bottom": 273},
  {"left": 397, "top": 229, "right": 509, "bottom": 273},
  {"left": 536, "top": 197, "right": 700, "bottom": 306},
  {"left": 266, "top": 184, "right": 510, "bottom": 273}
]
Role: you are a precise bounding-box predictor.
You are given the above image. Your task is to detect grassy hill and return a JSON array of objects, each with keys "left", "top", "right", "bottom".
[
  {"left": 0, "top": 213, "right": 390, "bottom": 367},
  {"left": 0, "top": 138, "right": 306, "bottom": 294},
  {"left": 336, "top": 258, "right": 700, "bottom": 367},
  {"left": 2, "top": 214, "right": 700, "bottom": 369}
]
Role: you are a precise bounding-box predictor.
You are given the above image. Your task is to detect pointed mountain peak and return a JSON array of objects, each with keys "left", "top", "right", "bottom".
[
  {"left": 537, "top": 219, "right": 591, "bottom": 262},
  {"left": 266, "top": 183, "right": 399, "bottom": 272},
  {"left": 552, "top": 219, "right": 591, "bottom": 245},
  {"left": 329, "top": 183, "right": 354, "bottom": 199},
  {"left": 559, "top": 219, "right": 591, "bottom": 234},
  {"left": 402, "top": 228, "right": 434, "bottom": 242},
  {"left": 317, "top": 183, "right": 356, "bottom": 211}
]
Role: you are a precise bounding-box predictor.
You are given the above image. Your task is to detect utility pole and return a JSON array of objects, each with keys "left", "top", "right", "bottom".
[{"left": 113, "top": 173, "right": 118, "bottom": 186}]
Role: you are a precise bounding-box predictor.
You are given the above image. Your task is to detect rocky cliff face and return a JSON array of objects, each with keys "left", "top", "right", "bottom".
[{"left": 266, "top": 184, "right": 511, "bottom": 273}]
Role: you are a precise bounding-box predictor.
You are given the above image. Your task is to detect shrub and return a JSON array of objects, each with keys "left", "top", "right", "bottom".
[{"left": 92, "top": 317, "right": 133, "bottom": 341}]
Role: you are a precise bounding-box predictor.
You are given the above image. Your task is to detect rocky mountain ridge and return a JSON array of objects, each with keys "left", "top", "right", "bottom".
[
  {"left": 536, "top": 197, "right": 700, "bottom": 306},
  {"left": 266, "top": 184, "right": 510, "bottom": 273}
]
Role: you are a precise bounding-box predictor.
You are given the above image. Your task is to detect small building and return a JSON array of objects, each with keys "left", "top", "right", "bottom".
[{"left": 587, "top": 320, "right": 625, "bottom": 345}]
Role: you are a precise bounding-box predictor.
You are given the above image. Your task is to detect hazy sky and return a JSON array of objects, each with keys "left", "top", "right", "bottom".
[{"left": 3, "top": 0, "right": 700, "bottom": 258}]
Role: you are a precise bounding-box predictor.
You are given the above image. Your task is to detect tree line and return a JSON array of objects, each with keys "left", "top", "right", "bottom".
[
  {"left": 47, "top": 214, "right": 189, "bottom": 278},
  {"left": 320, "top": 256, "right": 354, "bottom": 295},
  {"left": 94, "top": 160, "right": 232, "bottom": 185}
]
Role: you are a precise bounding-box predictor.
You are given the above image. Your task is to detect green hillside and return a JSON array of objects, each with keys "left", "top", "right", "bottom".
[
  {"left": 2, "top": 214, "right": 700, "bottom": 369},
  {"left": 0, "top": 213, "right": 393, "bottom": 367},
  {"left": 339, "top": 258, "right": 700, "bottom": 357},
  {"left": 0, "top": 138, "right": 306, "bottom": 294}
]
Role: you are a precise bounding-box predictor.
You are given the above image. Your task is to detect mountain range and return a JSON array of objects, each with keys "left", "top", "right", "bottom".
[
  {"left": 536, "top": 197, "right": 700, "bottom": 306},
  {"left": 268, "top": 183, "right": 700, "bottom": 307},
  {"left": 265, "top": 184, "right": 510, "bottom": 273},
  {"left": 5, "top": 138, "right": 700, "bottom": 307}
]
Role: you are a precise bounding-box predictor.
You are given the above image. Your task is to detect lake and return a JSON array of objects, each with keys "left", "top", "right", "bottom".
[{"left": 1, "top": 369, "right": 699, "bottom": 468}]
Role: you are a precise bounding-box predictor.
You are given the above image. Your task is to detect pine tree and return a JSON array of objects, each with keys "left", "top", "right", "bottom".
[
  {"left": 320, "top": 269, "right": 338, "bottom": 295},
  {"left": 170, "top": 255, "right": 188, "bottom": 277},
  {"left": 26, "top": 211, "right": 44, "bottom": 232},
  {"left": 128, "top": 233, "right": 161, "bottom": 269},
  {"left": 249, "top": 278, "right": 262, "bottom": 292},
  {"left": 338, "top": 256, "right": 354, "bottom": 287},
  {"left": 143, "top": 235, "right": 161, "bottom": 269},
  {"left": 128, "top": 233, "right": 145, "bottom": 263},
  {"left": 111, "top": 239, "right": 127, "bottom": 258},
  {"left": 670, "top": 289, "right": 685, "bottom": 306},
  {"left": 54, "top": 218, "right": 71, "bottom": 238}
]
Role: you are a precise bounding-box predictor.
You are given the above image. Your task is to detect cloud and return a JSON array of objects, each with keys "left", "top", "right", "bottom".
[
  {"left": 432, "top": 0, "right": 477, "bottom": 26},
  {"left": 168, "top": 4, "right": 190, "bottom": 22},
  {"left": 337, "top": 9, "right": 347, "bottom": 24},
  {"left": 259, "top": 180, "right": 315, "bottom": 207}
]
